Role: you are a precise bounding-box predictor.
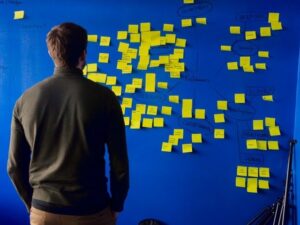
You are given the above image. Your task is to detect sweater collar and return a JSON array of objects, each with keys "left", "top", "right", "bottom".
[{"left": 53, "top": 67, "right": 83, "bottom": 77}]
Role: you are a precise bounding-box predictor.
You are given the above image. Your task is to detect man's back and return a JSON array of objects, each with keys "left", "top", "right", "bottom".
[{"left": 9, "top": 67, "right": 129, "bottom": 215}]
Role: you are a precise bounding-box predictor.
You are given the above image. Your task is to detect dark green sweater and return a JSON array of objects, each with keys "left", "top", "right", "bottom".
[{"left": 7, "top": 67, "right": 129, "bottom": 215}]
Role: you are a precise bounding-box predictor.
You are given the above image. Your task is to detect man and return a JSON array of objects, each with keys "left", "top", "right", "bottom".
[{"left": 7, "top": 22, "right": 129, "bottom": 225}]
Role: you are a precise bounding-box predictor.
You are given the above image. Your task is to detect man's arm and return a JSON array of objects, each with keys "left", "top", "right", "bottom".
[
  {"left": 7, "top": 104, "right": 33, "bottom": 213},
  {"left": 106, "top": 92, "right": 129, "bottom": 213}
]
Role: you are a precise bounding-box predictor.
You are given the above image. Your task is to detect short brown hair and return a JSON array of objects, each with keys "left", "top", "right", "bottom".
[{"left": 46, "top": 23, "right": 87, "bottom": 67}]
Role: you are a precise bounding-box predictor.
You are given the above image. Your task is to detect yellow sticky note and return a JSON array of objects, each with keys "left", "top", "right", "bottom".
[
  {"left": 130, "top": 111, "right": 141, "bottom": 129},
  {"left": 163, "top": 24, "right": 174, "bottom": 32},
  {"left": 166, "top": 34, "right": 176, "bottom": 44},
  {"left": 227, "top": 62, "right": 238, "bottom": 70},
  {"left": 181, "top": 18, "right": 192, "bottom": 27},
  {"left": 214, "top": 113, "right": 225, "bottom": 123},
  {"left": 214, "top": 129, "right": 225, "bottom": 139},
  {"left": 260, "top": 27, "right": 271, "bottom": 37},
  {"left": 140, "top": 22, "right": 151, "bottom": 32},
  {"left": 149, "top": 60, "right": 160, "bottom": 68},
  {"left": 117, "top": 31, "right": 128, "bottom": 40},
  {"left": 118, "top": 42, "right": 129, "bottom": 53},
  {"left": 237, "top": 166, "right": 247, "bottom": 177},
  {"left": 269, "top": 126, "right": 281, "bottom": 136},
  {"left": 111, "top": 86, "right": 122, "bottom": 96},
  {"left": 142, "top": 118, "right": 153, "bottom": 128},
  {"left": 257, "top": 140, "right": 267, "bottom": 151},
  {"left": 247, "top": 178, "right": 258, "bottom": 193},
  {"left": 128, "top": 24, "right": 139, "bottom": 33},
  {"left": 162, "top": 142, "right": 172, "bottom": 152},
  {"left": 147, "top": 105, "right": 158, "bottom": 116},
  {"left": 230, "top": 26, "right": 241, "bottom": 34},
  {"left": 258, "top": 180, "right": 270, "bottom": 189},
  {"left": 98, "top": 53, "right": 109, "bottom": 63},
  {"left": 136, "top": 104, "right": 146, "bottom": 114},
  {"left": 145, "top": 73, "right": 156, "bottom": 92},
  {"left": 248, "top": 166, "right": 258, "bottom": 177},
  {"left": 161, "top": 106, "right": 172, "bottom": 115},
  {"left": 255, "top": 63, "right": 267, "bottom": 70},
  {"left": 258, "top": 51, "right": 269, "bottom": 58},
  {"left": 268, "top": 141, "right": 279, "bottom": 150},
  {"left": 182, "top": 143, "right": 193, "bottom": 153},
  {"left": 87, "top": 63, "right": 98, "bottom": 72},
  {"left": 132, "top": 78, "right": 143, "bottom": 89},
  {"left": 240, "top": 56, "right": 251, "bottom": 67},
  {"left": 154, "top": 117, "right": 164, "bottom": 128},
  {"left": 271, "top": 22, "right": 283, "bottom": 31},
  {"left": 262, "top": 95, "right": 273, "bottom": 101},
  {"left": 169, "top": 95, "right": 180, "bottom": 103},
  {"left": 195, "top": 109, "right": 205, "bottom": 119},
  {"left": 259, "top": 168, "right": 270, "bottom": 178},
  {"left": 125, "top": 84, "right": 136, "bottom": 93},
  {"left": 196, "top": 17, "right": 207, "bottom": 25},
  {"left": 243, "top": 65, "right": 255, "bottom": 73},
  {"left": 169, "top": 135, "right": 179, "bottom": 146},
  {"left": 184, "top": 0, "right": 194, "bottom": 3},
  {"left": 122, "top": 98, "right": 133, "bottom": 108},
  {"left": 106, "top": 76, "right": 117, "bottom": 85},
  {"left": 124, "top": 117, "right": 130, "bottom": 126},
  {"left": 130, "top": 33, "right": 141, "bottom": 43},
  {"left": 14, "top": 10, "right": 25, "bottom": 20},
  {"left": 182, "top": 99, "right": 193, "bottom": 118},
  {"left": 220, "top": 45, "right": 232, "bottom": 52},
  {"left": 192, "top": 133, "right": 202, "bottom": 143},
  {"left": 235, "top": 93, "right": 245, "bottom": 104},
  {"left": 174, "top": 129, "right": 184, "bottom": 139},
  {"left": 176, "top": 38, "right": 187, "bottom": 47},
  {"left": 245, "top": 31, "right": 257, "bottom": 40},
  {"left": 100, "top": 36, "right": 111, "bottom": 46},
  {"left": 159, "top": 55, "right": 169, "bottom": 64},
  {"left": 87, "top": 35, "right": 98, "bottom": 42},
  {"left": 217, "top": 100, "right": 228, "bottom": 110},
  {"left": 265, "top": 117, "right": 276, "bottom": 127},
  {"left": 236, "top": 177, "right": 246, "bottom": 188},
  {"left": 246, "top": 139, "right": 258, "bottom": 149},
  {"left": 253, "top": 120, "right": 264, "bottom": 130},
  {"left": 268, "top": 12, "right": 280, "bottom": 23},
  {"left": 87, "top": 73, "right": 106, "bottom": 83}
]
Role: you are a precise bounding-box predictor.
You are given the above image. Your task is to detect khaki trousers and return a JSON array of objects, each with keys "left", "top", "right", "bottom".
[{"left": 30, "top": 207, "right": 116, "bottom": 225}]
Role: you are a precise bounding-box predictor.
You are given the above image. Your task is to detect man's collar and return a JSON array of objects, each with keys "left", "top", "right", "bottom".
[{"left": 53, "top": 67, "right": 83, "bottom": 77}]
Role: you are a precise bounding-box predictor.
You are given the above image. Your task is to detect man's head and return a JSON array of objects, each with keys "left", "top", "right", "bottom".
[{"left": 46, "top": 22, "right": 87, "bottom": 68}]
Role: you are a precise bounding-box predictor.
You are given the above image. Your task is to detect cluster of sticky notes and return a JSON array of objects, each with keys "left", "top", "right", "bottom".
[
  {"left": 226, "top": 56, "right": 267, "bottom": 72},
  {"left": 268, "top": 12, "right": 283, "bottom": 31},
  {"left": 181, "top": 17, "right": 207, "bottom": 27},
  {"left": 115, "top": 22, "right": 187, "bottom": 79},
  {"left": 246, "top": 117, "right": 280, "bottom": 151},
  {"left": 161, "top": 129, "right": 203, "bottom": 153},
  {"left": 14, "top": 10, "right": 25, "bottom": 20},
  {"left": 236, "top": 166, "right": 270, "bottom": 193}
]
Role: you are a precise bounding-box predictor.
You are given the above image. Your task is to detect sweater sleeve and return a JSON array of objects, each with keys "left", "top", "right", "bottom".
[
  {"left": 106, "top": 92, "right": 129, "bottom": 212},
  {"left": 7, "top": 102, "right": 33, "bottom": 213}
]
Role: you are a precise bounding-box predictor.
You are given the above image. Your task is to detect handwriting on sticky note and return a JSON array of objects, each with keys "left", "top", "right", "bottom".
[
  {"left": 161, "top": 106, "right": 172, "bottom": 115},
  {"left": 259, "top": 168, "right": 270, "bottom": 178},
  {"left": 192, "top": 133, "right": 202, "bottom": 143},
  {"left": 268, "top": 141, "right": 279, "bottom": 150},
  {"left": 268, "top": 12, "right": 280, "bottom": 23},
  {"left": 260, "top": 27, "right": 271, "bottom": 37},
  {"left": 88, "top": 35, "right": 98, "bottom": 42},
  {"left": 257, "top": 140, "right": 267, "bottom": 151},
  {"left": 234, "top": 93, "right": 245, "bottom": 104},
  {"left": 258, "top": 180, "right": 269, "bottom": 189},
  {"left": 269, "top": 126, "right": 281, "bottom": 136},
  {"left": 246, "top": 139, "right": 258, "bottom": 149},
  {"left": 220, "top": 45, "right": 232, "bottom": 51},
  {"left": 214, "top": 113, "right": 225, "bottom": 123},
  {"left": 217, "top": 100, "right": 228, "bottom": 110},
  {"left": 258, "top": 51, "right": 269, "bottom": 58},
  {"left": 182, "top": 143, "right": 193, "bottom": 153},
  {"left": 196, "top": 17, "right": 207, "bottom": 25},
  {"left": 262, "top": 95, "right": 273, "bottom": 101},
  {"left": 245, "top": 31, "right": 257, "bottom": 40},
  {"left": 248, "top": 167, "right": 258, "bottom": 177},
  {"left": 174, "top": 129, "right": 184, "bottom": 139},
  {"left": 100, "top": 36, "right": 111, "bottom": 46},
  {"left": 98, "top": 53, "right": 109, "bottom": 63},
  {"left": 162, "top": 142, "right": 172, "bottom": 152},
  {"left": 253, "top": 120, "right": 264, "bottom": 130},
  {"left": 236, "top": 177, "right": 246, "bottom": 188},
  {"left": 142, "top": 118, "right": 153, "bottom": 128},
  {"left": 111, "top": 86, "right": 122, "bottom": 96},
  {"left": 214, "top": 129, "right": 224, "bottom": 139},
  {"left": 169, "top": 95, "right": 180, "bottom": 103},
  {"left": 265, "top": 117, "right": 276, "bottom": 127},
  {"left": 145, "top": 73, "right": 156, "bottom": 92},
  {"left": 227, "top": 62, "right": 238, "bottom": 70},
  {"left": 117, "top": 31, "right": 128, "bottom": 40},
  {"left": 237, "top": 166, "right": 247, "bottom": 176},
  {"left": 147, "top": 105, "right": 158, "bottom": 116},
  {"left": 247, "top": 178, "right": 258, "bottom": 193},
  {"left": 154, "top": 118, "right": 164, "bottom": 127},
  {"left": 181, "top": 18, "right": 192, "bottom": 27},
  {"left": 182, "top": 99, "right": 193, "bottom": 118},
  {"left": 195, "top": 109, "right": 205, "bottom": 119}
]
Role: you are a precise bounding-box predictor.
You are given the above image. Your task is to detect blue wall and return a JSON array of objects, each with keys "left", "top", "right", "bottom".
[{"left": 0, "top": 1, "right": 299, "bottom": 225}]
